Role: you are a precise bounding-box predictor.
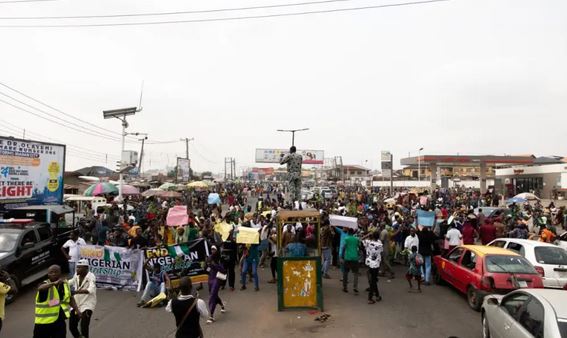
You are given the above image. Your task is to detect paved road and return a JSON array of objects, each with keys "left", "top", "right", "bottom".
[{"left": 4, "top": 263, "right": 481, "bottom": 338}]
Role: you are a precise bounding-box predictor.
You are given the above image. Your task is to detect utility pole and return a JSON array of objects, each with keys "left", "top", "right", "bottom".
[
  {"left": 181, "top": 137, "right": 194, "bottom": 179},
  {"left": 276, "top": 128, "right": 309, "bottom": 147},
  {"left": 138, "top": 136, "right": 148, "bottom": 175}
]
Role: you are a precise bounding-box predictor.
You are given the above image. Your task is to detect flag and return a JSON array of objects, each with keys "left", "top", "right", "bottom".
[{"left": 167, "top": 244, "right": 190, "bottom": 257}]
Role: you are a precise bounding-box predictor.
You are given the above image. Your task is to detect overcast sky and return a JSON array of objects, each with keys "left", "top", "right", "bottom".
[{"left": 0, "top": 0, "right": 566, "bottom": 174}]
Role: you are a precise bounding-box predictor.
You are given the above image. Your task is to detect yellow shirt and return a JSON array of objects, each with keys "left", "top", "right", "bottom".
[{"left": 0, "top": 281, "right": 11, "bottom": 320}]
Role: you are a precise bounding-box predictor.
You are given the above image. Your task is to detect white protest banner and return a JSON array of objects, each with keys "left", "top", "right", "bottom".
[
  {"left": 79, "top": 245, "right": 144, "bottom": 291},
  {"left": 329, "top": 215, "right": 358, "bottom": 229}
]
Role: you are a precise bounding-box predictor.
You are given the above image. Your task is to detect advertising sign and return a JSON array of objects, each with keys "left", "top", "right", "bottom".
[
  {"left": 143, "top": 238, "right": 210, "bottom": 284},
  {"left": 381, "top": 151, "right": 393, "bottom": 179},
  {"left": 0, "top": 137, "right": 65, "bottom": 212},
  {"left": 277, "top": 257, "right": 323, "bottom": 311},
  {"left": 79, "top": 245, "right": 144, "bottom": 291},
  {"left": 176, "top": 158, "right": 190, "bottom": 183},
  {"left": 255, "top": 148, "right": 324, "bottom": 164}
]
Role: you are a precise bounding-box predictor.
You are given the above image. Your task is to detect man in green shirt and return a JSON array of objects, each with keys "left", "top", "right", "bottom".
[{"left": 341, "top": 228, "right": 360, "bottom": 294}]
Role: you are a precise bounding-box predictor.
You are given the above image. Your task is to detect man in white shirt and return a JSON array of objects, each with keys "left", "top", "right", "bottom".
[
  {"left": 69, "top": 259, "right": 96, "bottom": 338},
  {"left": 445, "top": 224, "right": 463, "bottom": 252},
  {"left": 61, "top": 230, "right": 86, "bottom": 277},
  {"left": 404, "top": 227, "right": 419, "bottom": 252}
]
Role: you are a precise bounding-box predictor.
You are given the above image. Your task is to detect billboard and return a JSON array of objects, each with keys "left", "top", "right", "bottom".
[
  {"left": 0, "top": 137, "right": 65, "bottom": 211},
  {"left": 381, "top": 151, "right": 392, "bottom": 179},
  {"left": 255, "top": 149, "right": 324, "bottom": 164},
  {"left": 176, "top": 158, "right": 190, "bottom": 183}
]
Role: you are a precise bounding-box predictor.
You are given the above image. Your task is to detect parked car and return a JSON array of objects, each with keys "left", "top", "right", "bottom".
[
  {"left": 301, "top": 189, "right": 314, "bottom": 201},
  {"left": 0, "top": 220, "right": 66, "bottom": 303},
  {"left": 481, "top": 289, "right": 567, "bottom": 338},
  {"left": 487, "top": 238, "right": 567, "bottom": 289},
  {"left": 433, "top": 245, "right": 544, "bottom": 311},
  {"left": 320, "top": 189, "right": 333, "bottom": 199},
  {"left": 557, "top": 232, "right": 567, "bottom": 252}
]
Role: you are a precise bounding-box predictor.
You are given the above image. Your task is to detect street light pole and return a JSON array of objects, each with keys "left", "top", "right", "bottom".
[
  {"left": 276, "top": 128, "right": 309, "bottom": 147},
  {"left": 418, "top": 147, "right": 424, "bottom": 184}
]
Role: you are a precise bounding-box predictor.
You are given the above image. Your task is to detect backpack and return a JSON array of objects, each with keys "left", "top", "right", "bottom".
[{"left": 415, "top": 253, "right": 424, "bottom": 267}]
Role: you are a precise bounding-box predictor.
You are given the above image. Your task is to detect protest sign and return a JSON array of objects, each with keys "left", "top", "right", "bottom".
[
  {"left": 214, "top": 222, "right": 233, "bottom": 241},
  {"left": 417, "top": 209, "right": 436, "bottom": 227},
  {"left": 166, "top": 205, "right": 188, "bottom": 226},
  {"left": 329, "top": 215, "right": 358, "bottom": 229},
  {"left": 79, "top": 245, "right": 144, "bottom": 291},
  {"left": 236, "top": 226, "right": 260, "bottom": 244},
  {"left": 144, "top": 238, "right": 209, "bottom": 283}
]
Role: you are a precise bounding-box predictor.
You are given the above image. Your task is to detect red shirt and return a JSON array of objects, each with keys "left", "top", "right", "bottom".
[
  {"left": 479, "top": 223, "right": 496, "bottom": 245},
  {"left": 462, "top": 224, "right": 476, "bottom": 245}
]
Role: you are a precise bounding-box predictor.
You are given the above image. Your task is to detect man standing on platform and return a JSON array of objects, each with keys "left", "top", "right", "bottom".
[{"left": 280, "top": 146, "right": 303, "bottom": 207}]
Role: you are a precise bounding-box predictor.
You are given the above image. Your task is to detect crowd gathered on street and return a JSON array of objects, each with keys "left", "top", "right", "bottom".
[{"left": 23, "top": 174, "right": 566, "bottom": 337}]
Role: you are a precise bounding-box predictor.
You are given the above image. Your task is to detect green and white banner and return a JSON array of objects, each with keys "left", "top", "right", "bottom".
[{"left": 79, "top": 245, "right": 144, "bottom": 291}]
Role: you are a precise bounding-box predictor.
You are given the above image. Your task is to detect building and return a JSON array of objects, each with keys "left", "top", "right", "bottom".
[{"left": 400, "top": 155, "right": 536, "bottom": 193}]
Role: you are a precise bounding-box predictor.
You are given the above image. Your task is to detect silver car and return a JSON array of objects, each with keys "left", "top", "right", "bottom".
[{"left": 481, "top": 289, "right": 567, "bottom": 338}]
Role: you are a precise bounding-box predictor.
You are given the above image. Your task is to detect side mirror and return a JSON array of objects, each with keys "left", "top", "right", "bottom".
[{"left": 486, "top": 297, "right": 499, "bottom": 306}]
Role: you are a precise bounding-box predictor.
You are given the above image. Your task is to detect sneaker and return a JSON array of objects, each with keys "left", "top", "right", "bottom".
[
  {"left": 230, "top": 287, "right": 235, "bottom": 291},
  {"left": 240, "top": 285, "right": 247, "bottom": 291},
  {"left": 368, "top": 300, "right": 376, "bottom": 304},
  {"left": 221, "top": 307, "right": 227, "bottom": 313},
  {"left": 353, "top": 289, "right": 359, "bottom": 294},
  {"left": 206, "top": 317, "right": 215, "bottom": 324},
  {"left": 342, "top": 288, "right": 348, "bottom": 293},
  {"left": 376, "top": 296, "right": 383, "bottom": 302},
  {"left": 254, "top": 287, "right": 260, "bottom": 291},
  {"left": 267, "top": 279, "right": 276, "bottom": 284}
]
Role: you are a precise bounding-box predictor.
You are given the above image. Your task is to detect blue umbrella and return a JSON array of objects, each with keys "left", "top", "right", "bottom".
[
  {"left": 506, "top": 197, "right": 527, "bottom": 204},
  {"left": 208, "top": 193, "right": 221, "bottom": 205}
]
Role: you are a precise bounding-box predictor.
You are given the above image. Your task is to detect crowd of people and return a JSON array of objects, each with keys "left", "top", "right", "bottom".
[{"left": 27, "top": 179, "right": 567, "bottom": 337}]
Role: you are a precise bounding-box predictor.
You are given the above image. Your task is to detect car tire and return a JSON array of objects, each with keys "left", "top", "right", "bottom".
[
  {"left": 482, "top": 313, "right": 491, "bottom": 338},
  {"left": 467, "top": 286, "right": 482, "bottom": 311},
  {"left": 5, "top": 274, "right": 19, "bottom": 305},
  {"left": 433, "top": 266, "right": 444, "bottom": 285}
]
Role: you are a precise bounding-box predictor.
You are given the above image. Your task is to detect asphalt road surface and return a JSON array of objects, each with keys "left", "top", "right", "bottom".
[{"left": 3, "top": 263, "right": 481, "bottom": 338}]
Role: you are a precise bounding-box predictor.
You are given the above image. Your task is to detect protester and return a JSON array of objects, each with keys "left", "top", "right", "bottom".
[
  {"left": 406, "top": 246, "right": 423, "bottom": 293},
  {"left": 479, "top": 220, "right": 497, "bottom": 245},
  {"left": 33, "top": 265, "right": 81, "bottom": 338},
  {"left": 240, "top": 244, "right": 260, "bottom": 291},
  {"left": 417, "top": 226, "right": 436, "bottom": 285},
  {"left": 138, "top": 264, "right": 170, "bottom": 307},
  {"left": 206, "top": 246, "right": 226, "bottom": 324},
  {"left": 445, "top": 224, "right": 462, "bottom": 252},
  {"left": 0, "top": 278, "right": 10, "bottom": 333},
  {"left": 69, "top": 259, "right": 96, "bottom": 338},
  {"left": 279, "top": 146, "right": 303, "bottom": 205},
  {"left": 341, "top": 228, "right": 360, "bottom": 294},
  {"left": 61, "top": 230, "right": 86, "bottom": 277},
  {"left": 362, "top": 231, "right": 383, "bottom": 304},
  {"left": 379, "top": 225, "right": 395, "bottom": 279},
  {"left": 268, "top": 228, "right": 279, "bottom": 284},
  {"left": 320, "top": 221, "right": 334, "bottom": 279},
  {"left": 285, "top": 233, "right": 307, "bottom": 257},
  {"left": 166, "top": 277, "right": 208, "bottom": 338},
  {"left": 221, "top": 230, "right": 238, "bottom": 291}
]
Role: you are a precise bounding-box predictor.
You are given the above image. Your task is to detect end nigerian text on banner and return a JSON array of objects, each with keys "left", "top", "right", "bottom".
[{"left": 143, "top": 238, "right": 209, "bottom": 283}]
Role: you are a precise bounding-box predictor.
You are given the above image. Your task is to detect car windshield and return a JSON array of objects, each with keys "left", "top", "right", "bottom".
[
  {"left": 0, "top": 233, "right": 19, "bottom": 252},
  {"left": 485, "top": 255, "right": 537, "bottom": 274},
  {"left": 535, "top": 246, "right": 567, "bottom": 266},
  {"left": 558, "top": 320, "right": 567, "bottom": 337}
]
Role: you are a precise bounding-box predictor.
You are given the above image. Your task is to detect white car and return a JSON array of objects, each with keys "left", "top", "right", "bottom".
[
  {"left": 488, "top": 238, "right": 567, "bottom": 289},
  {"left": 300, "top": 190, "right": 314, "bottom": 201},
  {"left": 482, "top": 289, "right": 567, "bottom": 338},
  {"left": 320, "top": 189, "right": 333, "bottom": 199}
]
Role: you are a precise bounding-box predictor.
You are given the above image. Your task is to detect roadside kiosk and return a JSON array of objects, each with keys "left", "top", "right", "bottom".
[{"left": 276, "top": 209, "right": 323, "bottom": 311}]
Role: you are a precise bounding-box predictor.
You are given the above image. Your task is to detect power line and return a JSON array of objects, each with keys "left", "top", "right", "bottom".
[
  {"left": 0, "top": 90, "right": 123, "bottom": 141},
  {"left": 0, "top": 82, "right": 125, "bottom": 138},
  {"left": 0, "top": 0, "right": 451, "bottom": 28},
  {"left": 0, "top": 0, "right": 55, "bottom": 3},
  {"left": 0, "top": 0, "right": 359, "bottom": 20}
]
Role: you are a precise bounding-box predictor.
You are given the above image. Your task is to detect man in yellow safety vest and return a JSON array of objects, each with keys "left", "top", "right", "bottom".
[{"left": 33, "top": 265, "right": 81, "bottom": 338}]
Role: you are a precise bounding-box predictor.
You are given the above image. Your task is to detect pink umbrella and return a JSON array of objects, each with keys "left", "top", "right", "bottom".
[{"left": 120, "top": 184, "right": 140, "bottom": 196}]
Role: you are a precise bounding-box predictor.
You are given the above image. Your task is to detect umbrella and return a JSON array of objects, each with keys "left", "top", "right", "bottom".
[
  {"left": 514, "top": 192, "right": 540, "bottom": 201},
  {"left": 142, "top": 188, "right": 163, "bottom": 197},
  {"left": 507, "top": 197, "right": 527, "bottom": 204},
  {"left": 159, "top": 182, "right": 177, "bottom": 191},
  {"left": 118, "top": 184, "right": 140, "bottom": 196},
  {"left": 187, "top": 181, "right": 209, "bottom": 189},
  {"left": 208, "top": 193, "right": 221, "bottom": 205},
  {"left": 156, "top": 191, "right": 182, "bottom": 198},
  {"left": 84, "top": 182, "right": 118, "bottom": 196}
]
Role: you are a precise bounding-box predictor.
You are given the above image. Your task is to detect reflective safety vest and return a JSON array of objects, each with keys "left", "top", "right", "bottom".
[{"left": 34, "top": 281, "right": 71, "bottom": 324}]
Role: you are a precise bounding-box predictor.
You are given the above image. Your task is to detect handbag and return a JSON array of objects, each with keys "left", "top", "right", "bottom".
[{"left": 216, "top": 272, "right": 227, "bottom": 281}]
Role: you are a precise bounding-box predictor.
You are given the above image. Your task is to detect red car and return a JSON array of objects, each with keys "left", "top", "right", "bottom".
[{"left": 432, "top": 245, "right": 544, "bottom": 311}]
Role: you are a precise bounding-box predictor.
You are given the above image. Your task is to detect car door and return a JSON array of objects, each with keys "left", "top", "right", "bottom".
[
  {"left": 17, "top": 230, "right": 39, "bottom": 280},
  {"left": 441, "top": 247, "right": 465, "bottom": 287},
  {"left": 516, "top": 297, "right": 545, "bottom": 338},
  {"left": 454, "top": 249, "right": 479, "bottom": 293},
  {"left": 490, "top": 292, "right": 530, "bottom": 338},
  {"left": 33, "top": 226, "right": 56, "bottom": 272}
]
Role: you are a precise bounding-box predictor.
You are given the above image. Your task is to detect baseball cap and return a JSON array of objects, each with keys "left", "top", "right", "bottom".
[{"left": 77, "top": 259, "right": 89, "bottom": 267}]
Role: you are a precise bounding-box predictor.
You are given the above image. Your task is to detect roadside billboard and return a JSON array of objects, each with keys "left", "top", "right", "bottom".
[
  {"left": 176, "top": 158, "right": 190, "bottom": 183},
  {"left": 0, "top": 137, "right": 65, "bottom": 212},
  {"left": 255, "top": 148, "right": 324, "bottom": 164}
]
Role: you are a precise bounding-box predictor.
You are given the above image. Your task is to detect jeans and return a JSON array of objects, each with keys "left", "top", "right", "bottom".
[
  {"left": 342, "top": 260, "right": 359, "bottom": 291},
  {"left": 141, "top": 281, "right": 165, "bottom": 302},
  {"left": 68, "top": 262, "right": 76, "bottom": 277},
  {"left": 208, "top": 280, "right": 223, "bottom": 316},
  {"left": 70, "top": 310, "right": 93, "bottom": 338},
  {"left": 322, "top": 248, "right": 331, "bottom": 276},
  {"left": 241, "top": 259, "right": 259, "bottom": 289},
  {"left": 367, "top": 267, "right": 380, "bottom": 300},
  {"left": 421, "top": 255, "right": 432, "bottom": 283}
]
